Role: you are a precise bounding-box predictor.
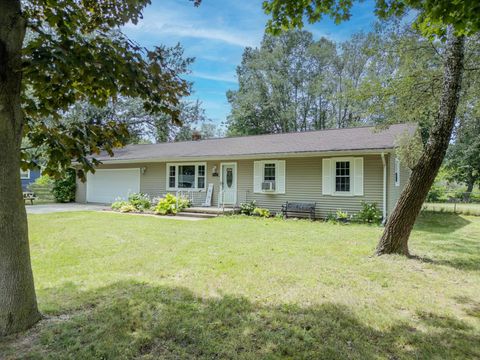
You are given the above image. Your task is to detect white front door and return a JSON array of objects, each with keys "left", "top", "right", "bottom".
[{"left": 221, "top": 163, "right": 237, "bottom": 205}]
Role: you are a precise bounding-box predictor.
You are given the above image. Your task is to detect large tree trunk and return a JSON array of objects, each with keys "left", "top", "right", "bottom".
[
  {"left": 0, "top": 0, "right": 41, "bottom": 336},
  {"left": 376, "top": 30, "right": 465, "bottom": 256}
]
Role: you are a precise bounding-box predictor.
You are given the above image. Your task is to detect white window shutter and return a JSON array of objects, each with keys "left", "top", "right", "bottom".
[
  {"left": 276, "top": 160, "right": 286, "bottom": 194},
  {"left": 322, "top": 159, "right": 332, "bottom": 195},
  {"left": 253, "top": 161, "right": 262, "bottom": 193},
  {"left": 353, "top": 157, "right": 364, "bottom": 196}
]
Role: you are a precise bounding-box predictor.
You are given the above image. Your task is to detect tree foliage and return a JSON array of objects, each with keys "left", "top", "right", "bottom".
[
  {"left": 263, "top": 0, "right": 480, "bottom": 38},
  {"left": 446, "top": 117, "right": 480, "bottom": 193},
  {"left": 20, "top": 1, "right": 192, "bottom": 180},
  {"left": 43, "top": 97, "right": 222, "bottom": 147},
  {"left": 52, "top": 169, "right": 76, "bottom": 203},
  {"left": 227, "top": 30, "right": 379, "bottom": 135}
]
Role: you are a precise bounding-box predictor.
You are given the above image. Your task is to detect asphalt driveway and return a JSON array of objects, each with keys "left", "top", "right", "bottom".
[{"left": 26, "top": 203, "right": 109, "bottom": 214}]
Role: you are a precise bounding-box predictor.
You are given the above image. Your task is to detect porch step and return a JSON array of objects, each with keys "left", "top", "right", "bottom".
[
  {"left": 181, "top": 207, "right": 238, "bottom": 215},
  {"left": 176, "top": 212, "right": 218, "bottom": 219}
]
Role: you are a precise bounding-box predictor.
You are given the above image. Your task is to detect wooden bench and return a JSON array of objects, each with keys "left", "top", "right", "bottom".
[
  {"left": 23, "top": 192, "right": 38, "bottom": 205},
  {"left": 281, "top": 201, "right": 316, "bottom": 220}
]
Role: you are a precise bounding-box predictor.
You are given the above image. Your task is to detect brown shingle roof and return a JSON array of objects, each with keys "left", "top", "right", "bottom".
[{"left": 97, "top": 123, "right": 415, "bottom": 162}]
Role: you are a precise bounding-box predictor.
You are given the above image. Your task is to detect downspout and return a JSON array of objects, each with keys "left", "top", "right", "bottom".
[{"left": 381, "top": 152, "right": 387, "bottom": 225}]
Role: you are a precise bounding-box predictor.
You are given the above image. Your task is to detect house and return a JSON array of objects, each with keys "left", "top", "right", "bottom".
[
  {"left": 21, "top": 168, "right": 41, "bottom": 191},
  {"left": 76, "top": 124, "right": 414, "bottom": 219}
]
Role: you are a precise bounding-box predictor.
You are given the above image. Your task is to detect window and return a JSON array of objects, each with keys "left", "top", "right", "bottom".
[
  {"left": 178, "top": 165, "right": 195, "bottom": 188},
  {"left": 394, "top": 158, "right": 400, "bottom": 186},
  {"left": 169, "top": 166, "right": 176, "bottom": 188},
  {"left": 197, "top": 165, "right": 205, "bottom": 189},
  {"left": 335, "top": 161, "right": 350, "bottom": 192},
  {"left": 322, "top": 157, "right": 363, "bottom": 196},
  {"left": 166, "top": 163, "right": 207, "bottom": 190},
  {"left": 253, "top": 160, "right": 286, "bottom": 194},
  {"left": 20, "top": 169, "right": 30, "bottom": 179},
  {"left": 264, "top": 163, "right": 276, "bottom": 181}
]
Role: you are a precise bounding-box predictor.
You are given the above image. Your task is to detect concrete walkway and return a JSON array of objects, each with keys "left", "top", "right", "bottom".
[
  {"left": 26, "top": 203, "right": 109, "bottom": 214},
  {"left": 25, "top": 203, "right": 208, "bottom": 221}
]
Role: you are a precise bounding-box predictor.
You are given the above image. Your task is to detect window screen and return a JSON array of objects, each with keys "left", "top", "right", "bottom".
[
  {"left": 264, "top": 163, "right": 276, "bottom": 181},
  {"left": 335, "top": 161, "right": 350, "bottom": 192}
]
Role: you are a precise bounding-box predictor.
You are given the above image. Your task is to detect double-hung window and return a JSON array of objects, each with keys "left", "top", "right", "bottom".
[
  {"left": 167, "top": 163, "right": 207, "bottom": 190},
  {"left": 253, "top": 160, "right": 286, "bottom": 194},
  {"left": 322, "top": 157, "right": 363, "bottom": 196},
  {"left": 264, "top": 163, "right": 276, "bottom": 182},
  {"left": 197, "top": 165, "right": 206, "bottom": 189},
  {"left": 335, "top": 161, "right": 350, "bottom": 193}
]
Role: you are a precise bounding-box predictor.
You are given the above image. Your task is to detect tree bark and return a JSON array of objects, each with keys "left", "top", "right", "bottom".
[
  {"left": 376, "top": 30, "right": 465, "bottom": 256},
  {"left": 464, "top": 175, "right": 474, "bottom": 201},
  {"left": 0, "top": 0, "right": 41, "bottom": 335}
]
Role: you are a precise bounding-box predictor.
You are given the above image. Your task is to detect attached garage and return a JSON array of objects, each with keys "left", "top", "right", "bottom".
[{"left": 86, "top": 169, "right": 140, "bottom": 203}]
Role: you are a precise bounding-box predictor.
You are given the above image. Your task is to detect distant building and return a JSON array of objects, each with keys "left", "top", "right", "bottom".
[{"left": 21, "top": 168, "right": 41, "bottom": 190}]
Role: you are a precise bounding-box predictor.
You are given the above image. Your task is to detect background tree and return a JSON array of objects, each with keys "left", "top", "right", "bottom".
[
  {"left": 57, "top": 97, "right": 214, "bottom": 144},
  {"left": 446, "top": 117, "right": 480, "bottom": 199},
  {"left": 226, "top": 30, "right": 378, "bottom": 135},
  {"left": 263, "top": 0, "right": 479, "bottom": 255},
  {"left": 1, "top": 0, "right": 193, "bottom": 335}
]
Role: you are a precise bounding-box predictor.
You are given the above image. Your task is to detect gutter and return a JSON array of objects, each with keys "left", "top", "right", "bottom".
[
  {"left": 381, "top": 152, "right": 387, "bottom": 224},
  {"left": 88, "top": 148, "right": 395, "bottom": 165}
]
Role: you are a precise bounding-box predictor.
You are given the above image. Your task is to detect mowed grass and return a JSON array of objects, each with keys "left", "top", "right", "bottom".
[
  {"left": 1, "top": 212, "right": 479, "bottom": 359},
  {"left": 423, "top": 202, "right": 480, "bottom": 216}
]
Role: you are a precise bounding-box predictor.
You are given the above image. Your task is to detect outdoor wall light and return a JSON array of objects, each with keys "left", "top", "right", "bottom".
[
  {"left": 141, "top": 167, "right": 147, "bottom": 174},
  {"left": 212, "top": 166, "right": 219, "bottom": 177}
]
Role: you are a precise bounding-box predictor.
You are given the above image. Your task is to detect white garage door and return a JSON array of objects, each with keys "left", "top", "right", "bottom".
[{"left": 86, "top": 169, "right": 140, "bottom": 203}]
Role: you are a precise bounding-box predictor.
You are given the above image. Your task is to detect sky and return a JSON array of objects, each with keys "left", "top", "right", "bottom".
[{"left": 123, "top": 0, "right": 378, "bottom": 126}]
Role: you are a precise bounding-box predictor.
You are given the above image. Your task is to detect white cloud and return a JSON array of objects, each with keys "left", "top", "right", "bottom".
[
  {"left": 123, "top": 3, "right": 262, "bottom": 48},
  {"left": 160, "top": 24, "right": 257, "bottom": 47},
  {"left": 190, "top": 71, "right": 237, "bottom": 83}
]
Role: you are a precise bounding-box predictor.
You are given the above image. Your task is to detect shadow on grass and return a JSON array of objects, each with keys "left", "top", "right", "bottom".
[
  {"left": 1, "top": 281, "right": 479, "bottom": 359},
  {"left": 415, "top": 211, "right": 471, "bottom": 234},
  {"left": 411, "top": 213, "right": 480, "bottom": 271},
  {"left": 412, "top": 249, "right": 480, "bottom": 272}
]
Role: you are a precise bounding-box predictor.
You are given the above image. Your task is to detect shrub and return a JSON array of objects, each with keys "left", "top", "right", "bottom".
[
  {"left": 356, "top": 201, "right": 382, "bottom": 225},
  {"left": 34, "top": 175, "right": 54, "bottom": 186},
  {"left": 335, "top": 209, "right": 349, "bottom": 223},
  {"left": 427, "top": 185, "right": 445, "bottom": 202},
  {"left": 111, "top": 201, "right": 128, "bottom": 211},
  {"left": 52, "top": 169, "right": 76, "bottom": 203},
  {"left": 119, "top": 204, "right": 137, "bottom": 213},
  {"left": 177, "top": 195, "right": 191, "bottom": 210},
  {"left": 471, "top": 192, "right": 480, "bottom": 203},
  {"left": 325, "top": 212, "right": 337, "bottom": 223},
  {"left": 253, "top": 207, "right": 270, "bottom": 218},
  {"left": 128, "top": 193, "right": 151, "bottom": 211},
  {"left": 154, "top": 193, "right": 190, "bottom": 215},
  {"left": 240, "top": 200, "right": 257, "bottom": 215}
]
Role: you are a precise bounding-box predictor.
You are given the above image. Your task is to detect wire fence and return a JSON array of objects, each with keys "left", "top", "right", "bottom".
[{"left": 423, "top": 192, "right": 480, "bottom": 216}]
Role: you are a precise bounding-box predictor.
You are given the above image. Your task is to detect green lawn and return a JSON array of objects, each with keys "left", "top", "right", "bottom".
[{"left": 1, "top": 212, "right": 479, "bottom": 359}]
